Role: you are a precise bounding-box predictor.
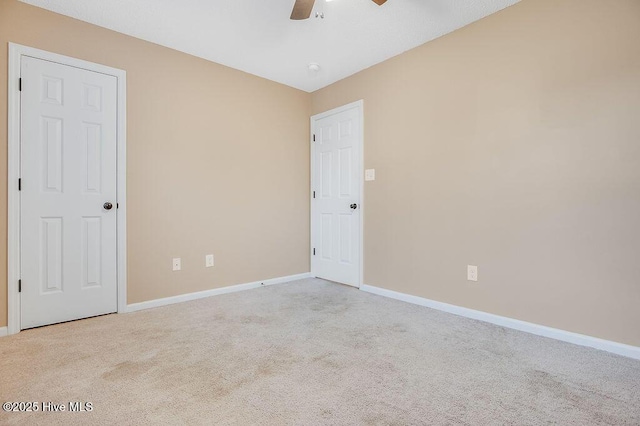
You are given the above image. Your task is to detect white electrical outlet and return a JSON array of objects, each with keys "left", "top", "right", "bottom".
[
  {"left": 206, "top": 254, "right": 214, "bottom": 268},
  {"left": 173, "top": 258, "right": 181, "bottom": 271},
  {"left": 365, "top": 169, "right": 376, "bottom": 181},
  {"left": 467, "top": 265, "right": 478, "bottom": 282}
]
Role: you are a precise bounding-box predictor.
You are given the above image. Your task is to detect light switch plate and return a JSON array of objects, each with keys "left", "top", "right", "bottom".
[
  {"left": 206, "top": 254, "right": 214, "bottom": 268},
  {"left": 365, "top": 169, "right": 376, "bottom": 181},
  {"left": 173, "top": 258, "right": 181, "bottom": 271}
]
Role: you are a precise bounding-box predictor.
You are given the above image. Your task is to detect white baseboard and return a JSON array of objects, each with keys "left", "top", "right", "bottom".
[
  {"left": 125, "top": 272, "right": 312, "bottom": 313},
  {"left": 360, "top": 284, "right": 640, "bottom": 361},
  {"left": 0, "top": 327, "right": 7, "bottom": 337}
]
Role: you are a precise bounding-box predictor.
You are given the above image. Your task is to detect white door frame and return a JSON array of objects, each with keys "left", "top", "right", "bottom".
[
  {"left": 310, "top": 100, "right": 364, "bottom": 288},
  {"left": 7, "top": 43, "right": 127, "bottom": 335}
]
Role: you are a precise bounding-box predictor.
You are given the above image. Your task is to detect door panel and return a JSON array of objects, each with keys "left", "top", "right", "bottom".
[
  {"left": 41, "top": 217, "right": 63, "bottom": 293},
  {"left": 82, "top": 122, "right": 103, "bottom": 193},
  {"left": 82, "top": 217, "right": 102, "bottom": 288},
  {"left": 21, "top": 56, "right": 118, "bottom": 329},
  {"left": 42, "top": 117, "right": 63, "bottom": 192},
  {"left": 312, "top": 104, "right": 362, "bottom": 287}
]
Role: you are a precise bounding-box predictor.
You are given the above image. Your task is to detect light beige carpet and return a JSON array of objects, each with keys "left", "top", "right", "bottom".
[{"left": 1, "top": 278, "right": 639, "bottom": 425}]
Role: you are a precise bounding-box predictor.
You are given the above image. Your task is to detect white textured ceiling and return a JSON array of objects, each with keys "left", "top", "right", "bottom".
[{"left": 20, "top": 0, "right": 520, "bottom": 92}]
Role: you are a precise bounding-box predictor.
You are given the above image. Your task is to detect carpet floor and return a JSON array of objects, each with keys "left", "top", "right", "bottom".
[{"left": 1, "top": 278, "right": 639, "bottom": 425}]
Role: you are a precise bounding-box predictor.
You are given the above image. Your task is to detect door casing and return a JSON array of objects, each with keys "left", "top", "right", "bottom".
[
  {"left": 7, "top": 43, "right": 127, "bottom": 335},
  {"left": 310, "top": 100, "right": 364, "bottom": 288}
]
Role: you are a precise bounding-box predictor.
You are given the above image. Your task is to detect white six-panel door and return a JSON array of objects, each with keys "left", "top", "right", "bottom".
[
  {"left": 21, "top": 56, "right": 118, "bottom": 329},
  {"left": 311, "top": 102, "right": 362, "bottom": 287}
]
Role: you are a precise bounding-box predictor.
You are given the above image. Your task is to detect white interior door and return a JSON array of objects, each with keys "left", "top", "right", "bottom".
[
  {"left": 21, "top": 56, "right": 118, "bottom": 329},
  {"left": 311, "top": 102, "right": 363, "bottom": 287}
]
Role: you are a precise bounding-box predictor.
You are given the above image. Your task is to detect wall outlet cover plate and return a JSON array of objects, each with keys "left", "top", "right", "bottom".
[
  {"left": 365, "top": 169, "right": 375, "bottom": 181},
  {"left": 467, "top": 265, "right": 478, "bottom": 282}
]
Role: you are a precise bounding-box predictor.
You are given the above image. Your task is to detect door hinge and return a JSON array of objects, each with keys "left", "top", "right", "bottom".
[
  {"left": 313, "top": 248, "right": 316, "bottom": 256},
  {"left": 18, "top": 178, "right": 21, "bottom": 191},
  {"left": 117, "top": 203, "right": 119, "bottom": 209},
  {"left": 19, "top": 78, "right": 22, "bottom": 92},
  {"left": 18, "top": 279, "right": 22, "bottom": 293},
  {"left": 313, "top": 134, "right": 316, "bottom": 142},
  {"left": 313, "top": 191, "right": 316, "bottom": 199}
]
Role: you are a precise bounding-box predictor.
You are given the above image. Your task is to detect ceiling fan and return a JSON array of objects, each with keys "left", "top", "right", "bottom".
[{"left": 290, "top": 0, "right": 387, "bottom": 20}]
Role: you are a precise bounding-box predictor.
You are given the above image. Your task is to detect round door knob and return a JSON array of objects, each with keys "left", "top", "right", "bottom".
[
  {"left": 350, "top": 203, "right": 358, "bottom": 210},
  {"left": 103, "top": 202, "right": 113, "bottom": 211}
]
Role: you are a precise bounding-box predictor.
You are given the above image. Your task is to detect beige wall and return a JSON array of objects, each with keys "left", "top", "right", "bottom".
[
  {"left": 312, "top": 0, "right": 640, "bottom": 346},
  {"left": 0, "top": 0, "right": 311, "bottom": 326}
]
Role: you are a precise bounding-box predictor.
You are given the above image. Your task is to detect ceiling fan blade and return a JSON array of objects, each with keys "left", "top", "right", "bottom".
[
  {"left": 372, "top": 0, "right": 387, "bottom": 5},
  {"left": 290, "top": 0, "right": 315, "bottom": 20}
]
